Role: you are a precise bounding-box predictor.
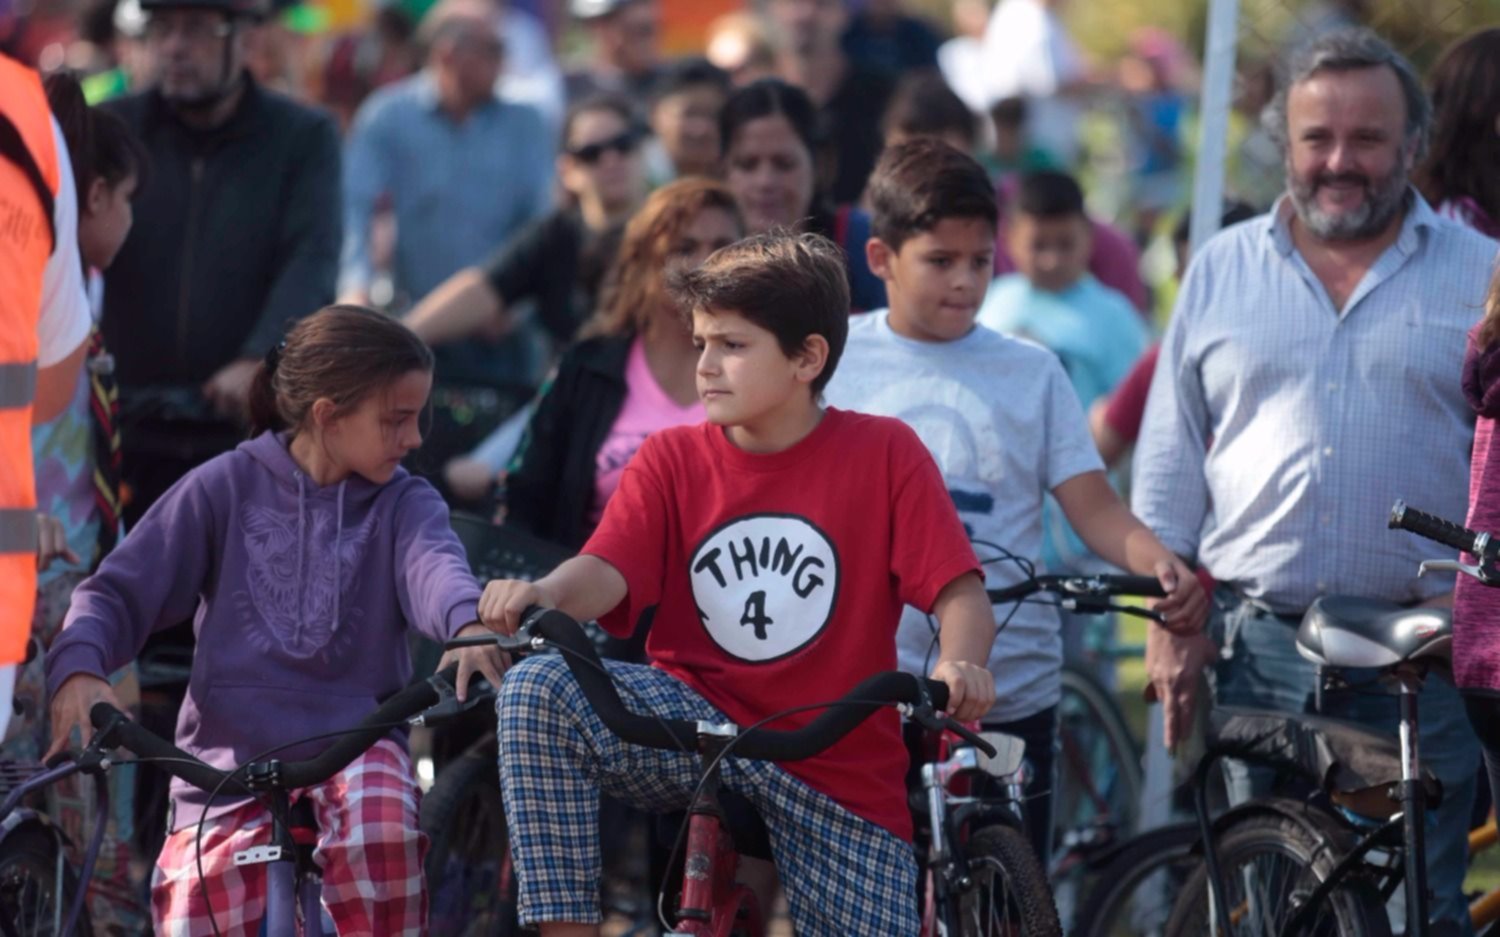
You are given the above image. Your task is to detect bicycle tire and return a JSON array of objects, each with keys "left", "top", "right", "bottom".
[
  {"left": 943, "top": 824, "right": 1062, "bottom": 937},
  {"left": 1071, "top": 823, "right": 1201, "bottom": 937},
  {"left": 1054, "top": 667, "right": 1144, "bottom": 856},
  {"left": 1163, "top": 810, "right": 1391, "bottom": 937},
  {"left": 0, "top": 824, "right": 89, "bottom": 937},
  {"left": 421, "top": 750, "right": 523, "bottom": 937},
  {"left": 1051, "top": 666, "right": 1144, "bottom": 929}
]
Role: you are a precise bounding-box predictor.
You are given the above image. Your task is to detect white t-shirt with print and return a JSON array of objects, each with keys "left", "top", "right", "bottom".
[{"left": 823, "top": 310, "right": 1103, "bottom": 721}]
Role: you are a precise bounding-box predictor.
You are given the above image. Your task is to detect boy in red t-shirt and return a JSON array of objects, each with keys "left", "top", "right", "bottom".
[{"left": 479, "top": 231, "right": 997, "bottom": 936}]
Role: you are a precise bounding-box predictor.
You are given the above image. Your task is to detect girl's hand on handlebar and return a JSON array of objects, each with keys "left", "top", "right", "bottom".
[
  {"left": 478, "top": 579, "right": 554, "bottom": 635},
  {"left": 45, "top": 673, "right": 124, "bottom": 761},
  {"left": 1150, "top": 556, "right": 1209, "bottom": 635},
  {"left": 930, "top": 660, "right": 995, "bottom": 723},
  {"left": 437, "top": 622, "right": 510, "bottom": 702}
]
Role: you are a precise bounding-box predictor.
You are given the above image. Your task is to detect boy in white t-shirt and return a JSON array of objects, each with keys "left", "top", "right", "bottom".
[{"left": 823, "top": 137, "right": 1208, "bottom": 865}]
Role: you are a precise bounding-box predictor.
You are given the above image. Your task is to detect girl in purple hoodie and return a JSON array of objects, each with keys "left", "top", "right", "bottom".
[
  {"left": 1458, "top": 265, "right": 1500, "bottom": 822},
  {"left": 44, "top": 305, "right": 504, "bottom": 935}
]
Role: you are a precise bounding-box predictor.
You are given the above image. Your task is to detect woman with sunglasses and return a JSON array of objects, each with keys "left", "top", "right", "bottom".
[
  {"left": 720, "top": 77, "right": 886, "bottom": 311},
  {"left": 404, "top": 93, "right": 647, "bottom": 359}
]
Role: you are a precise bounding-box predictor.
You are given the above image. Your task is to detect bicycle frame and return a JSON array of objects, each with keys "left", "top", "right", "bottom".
[
  {"left": 665, "top": 727, "right": 763, "bottom": 937},
  {"left": 1192, "top": 664, "right": 1431, "bottom": 937}
]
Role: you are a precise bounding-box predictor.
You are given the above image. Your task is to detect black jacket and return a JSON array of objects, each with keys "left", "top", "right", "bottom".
[
  {"left": 505, "top": 333, "right": 632, "bottom": 550},
  {"left": 101, "top": 76, "right": 341, "bottom": 389}
]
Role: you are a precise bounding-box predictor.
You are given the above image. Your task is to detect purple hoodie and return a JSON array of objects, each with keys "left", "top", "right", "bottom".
[
  {"left": 1455, "top": 325, "right": 1500, "bottom": 693},
  {"left": 46, "top": 432, "right": 481, "bottom": 829}
]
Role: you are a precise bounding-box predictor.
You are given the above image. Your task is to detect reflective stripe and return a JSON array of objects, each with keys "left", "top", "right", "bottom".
[
  {"left": 0, "top": 509, "right": 36, "bottom": 554},
  {"left": 0, "top": 362, "right": 35, "bottom": 409}
]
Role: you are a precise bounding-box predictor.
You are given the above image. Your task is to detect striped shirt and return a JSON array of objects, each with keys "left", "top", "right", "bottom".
[{"left": 1132, "top": 190, "right": 1499, "bottom": 615}]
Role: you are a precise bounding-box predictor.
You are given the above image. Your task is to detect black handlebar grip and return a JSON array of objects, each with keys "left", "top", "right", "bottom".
[
  {"left": 525, "top": 609, "right": 700, "bottom": 752},
  {"left": 1389, "top": 500, "right": 1485, "bottom": 557},
  {"left": 275, "top": 666, "right": 449, "bottom": 789},
  {"left": 730, "top": 672, "right": 949, "bottom": 762},
  {"left": 1094, "top": 574, "right": 1169, "bottom": 598},
  {"left": 90, "top": 703, "right": 244, "bottom": 795}
]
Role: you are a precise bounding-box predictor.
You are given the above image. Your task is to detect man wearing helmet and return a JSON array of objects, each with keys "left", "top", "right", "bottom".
[{"left": 99, "top": 0, "right": 340, "bottom": 530}]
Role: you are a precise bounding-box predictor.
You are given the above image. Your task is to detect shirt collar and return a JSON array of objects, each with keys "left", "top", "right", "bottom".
[
  {"left": 1266, "top": 185, "right": 1435, "bottom": 258},
  {"left": 413, "top": 70, "right": 499, "bottom": 117}
]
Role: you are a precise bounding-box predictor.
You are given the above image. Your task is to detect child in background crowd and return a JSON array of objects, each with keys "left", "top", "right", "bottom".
[
  {"left": 15, "top": 71, "right": 151, "bottom": 935},
  {"left": 824, "top": 138, "right": 1206, "bottom": 866}
]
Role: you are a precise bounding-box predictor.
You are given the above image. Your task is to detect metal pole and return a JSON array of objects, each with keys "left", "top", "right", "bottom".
[{"left": 1189, "top": 0, "right": 1243, "bottom": 255}]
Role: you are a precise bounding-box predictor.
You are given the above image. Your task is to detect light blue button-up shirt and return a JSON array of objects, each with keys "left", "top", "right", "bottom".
[
  {"left": 1132, "top": 191, "right": 1498, "bottom": 614},
  {"left": 339, "top": 71, "right": 555, "bottom": 304}
]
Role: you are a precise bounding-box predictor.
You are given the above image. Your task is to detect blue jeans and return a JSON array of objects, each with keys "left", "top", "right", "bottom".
[{"left": 1211, "top": 593, "right": 1479, "bottom": 934}]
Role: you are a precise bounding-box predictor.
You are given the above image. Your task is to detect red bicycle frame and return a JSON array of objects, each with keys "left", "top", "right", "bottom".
[{"left": 669, "top": 731, "right": 765, "bottom": 936}]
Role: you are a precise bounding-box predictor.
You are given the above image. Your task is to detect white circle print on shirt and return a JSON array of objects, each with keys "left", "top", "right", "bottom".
[{"left": 689, "top": 514, "right": 841, "bottom": 663}]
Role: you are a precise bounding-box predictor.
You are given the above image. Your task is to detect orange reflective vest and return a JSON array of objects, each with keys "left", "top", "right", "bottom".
[{"left": 0, "top": 54, "right": 60, "bottom": 664}]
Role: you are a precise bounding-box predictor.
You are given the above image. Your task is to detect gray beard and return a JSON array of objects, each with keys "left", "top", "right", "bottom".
[{"left": 1289, "top": 168, "right": 1410, "bottom": 242}]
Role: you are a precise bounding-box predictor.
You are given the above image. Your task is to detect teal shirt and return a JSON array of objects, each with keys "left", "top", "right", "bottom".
[{"left": 977, "top": 273, "right": 1150, "bottom": 408}]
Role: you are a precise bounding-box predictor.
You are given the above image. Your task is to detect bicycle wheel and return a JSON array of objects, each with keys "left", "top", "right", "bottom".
[
  {"left": 1163, "top": 810, "right": 1391, "bottom": 937},
  {"left": 943, "top": 825, "right": 1062, "bottom": 937},
  {"left": 421, "top": 749, "right": 522, "bottom": 937},
  {"left": 1071, "top": 823, "right": 1200, "bottom": 937},
  {"left": 1054, "top": 667, "right": 1144, "bottom": 858},
  {"left": 0, "top": 825, "right": 89, "bottom": 937}
]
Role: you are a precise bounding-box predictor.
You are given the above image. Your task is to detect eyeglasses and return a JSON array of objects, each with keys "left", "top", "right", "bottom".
[
  {"left": 143, "top": 15, "right": 235, "bottom": 42},
  {"left": 567, "top": 130, "right": 640, "bottom": 165}
]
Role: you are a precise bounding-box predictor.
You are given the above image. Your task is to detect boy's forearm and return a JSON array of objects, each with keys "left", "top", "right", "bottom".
[
  {"left": 536, "top": 554, "right": 630, "bottom": 624},
  {"left": 933, "top": 573, "right": 996, "bottom": 668},
  {"left": 1058, "top": 472, "right": 1182, "bottom": 573}
]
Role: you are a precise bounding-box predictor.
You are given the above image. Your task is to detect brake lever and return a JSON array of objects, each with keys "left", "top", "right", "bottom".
[
  {"left": 410, "top": 672, "right": 497, "bottom": 727},
  {"left": 1418, "top": 558, "right": 1496, "bottom": 584},
  {"left": 1059, "top": 597, "right": 1166, "bottom": 624}
]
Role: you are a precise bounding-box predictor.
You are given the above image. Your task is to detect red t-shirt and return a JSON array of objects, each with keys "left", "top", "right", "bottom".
[{"left": 583, "top": 408, "right": 980, "bottom": 841}]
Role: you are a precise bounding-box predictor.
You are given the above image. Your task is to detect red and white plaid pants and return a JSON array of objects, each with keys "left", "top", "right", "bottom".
[{"left": 152, "top": 738, "right": 427, "bottom": 936}]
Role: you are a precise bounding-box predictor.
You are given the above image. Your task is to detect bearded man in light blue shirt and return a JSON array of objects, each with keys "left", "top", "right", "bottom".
[{"left": 1134, "top": 29, "right": 1497, "bottom": 934}]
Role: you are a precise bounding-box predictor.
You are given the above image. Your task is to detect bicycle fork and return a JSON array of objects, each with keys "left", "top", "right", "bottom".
[
  {"left": 922, "top": 747, "right": 1026, "bottom": 936},
  {"left": 1395, "top": 668, "right": 1430, "bottom": 937}
]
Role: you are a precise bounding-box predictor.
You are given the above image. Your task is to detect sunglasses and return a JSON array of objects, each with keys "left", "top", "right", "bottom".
[{"left": 568, "top": 130, "right": 640, "bottom": 165}]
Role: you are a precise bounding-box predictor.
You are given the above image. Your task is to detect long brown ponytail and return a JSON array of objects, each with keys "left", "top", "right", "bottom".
[{"left": 247, "top": 305, "right": 434, "bottom": 436}]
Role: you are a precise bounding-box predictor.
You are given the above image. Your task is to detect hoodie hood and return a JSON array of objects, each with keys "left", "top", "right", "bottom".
[{"left": 1463, "top": 325, "right": 1500, "bottom": 420}]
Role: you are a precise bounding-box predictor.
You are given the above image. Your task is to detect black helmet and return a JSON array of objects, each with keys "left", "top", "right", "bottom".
[{"left": 137, "top": 0, "right": 268, "bottom": 20}]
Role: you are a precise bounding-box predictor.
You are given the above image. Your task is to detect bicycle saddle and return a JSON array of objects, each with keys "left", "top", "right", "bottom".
[{"left": 1295, "top": 596, "right": 1451, "bottom": 670}]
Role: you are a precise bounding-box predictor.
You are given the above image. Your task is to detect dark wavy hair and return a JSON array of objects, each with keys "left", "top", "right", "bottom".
[
  {"left": 43, "top": 71, "right": 150, "bottom": 201},
  {"left": 1413, "top": 28, "right": 1500, "bottom": 225}
]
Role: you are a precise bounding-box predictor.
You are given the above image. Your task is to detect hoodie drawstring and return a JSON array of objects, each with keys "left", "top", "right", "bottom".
[
  {"left": 334, "top": 480, "right": 346, "bottom": 634},
  {"left": 295, "top": 473, "right": 306, "bottom": 644}
]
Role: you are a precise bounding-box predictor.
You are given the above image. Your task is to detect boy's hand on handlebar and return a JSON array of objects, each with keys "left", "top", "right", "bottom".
[
  {"left": 478, "top": 579, "right": 554, "bottom": 634},
  {"left": 1150, "top": 556, "right": 1209, "bottom": 635},
  {"left": 930, "top": 660, "right": 995, "bottom": 723},
  {"left": 45, "top": 674, "right": 124, "bottom": 761},
  {"left": 438, "top": 623, "right": 510, "bottom": 702}
]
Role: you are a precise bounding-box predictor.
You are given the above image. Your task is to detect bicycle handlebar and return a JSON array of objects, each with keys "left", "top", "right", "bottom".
[
  {"left": 1389, "top": 499, "right": 1495, "bottom": 558},
  {"left": 461, "top": 609, "right": 990, "bottom": 760},
  {"left": 985, "top": 572, "right": 1167, "bottom": 605},
  {"left": 88, "top": 666, "right": 459, "bottom": 794}
]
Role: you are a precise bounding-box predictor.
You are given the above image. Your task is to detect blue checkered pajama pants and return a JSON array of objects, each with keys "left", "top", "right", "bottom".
[{"left": 497, "top": 653, "right": 920, "bottom": 935}]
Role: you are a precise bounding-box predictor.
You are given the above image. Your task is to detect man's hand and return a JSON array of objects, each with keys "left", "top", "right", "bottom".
[
  {"left": 1144, "top": 625, "right": 1219, "bottom": 752},
  {"left": 930, "top": 659, "right": 996, "bottom": 723},
  {"left": 478, "top": 579, "right": 557, "bottom": 635},
  {"left": 36, "top": 513, "right": 80, "bottom": 572},
  {"left": 436, "top": 622, "right": 511, "bottom": 702},
  {"left": 202, "top": 358, "right": 262, "bottom": 421},
  {"left": 1150, "top": 556, "right": 1210, "bottom": 635},
  {"left": 46, "top": 673, "right": 124, "bottom": 761}
]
